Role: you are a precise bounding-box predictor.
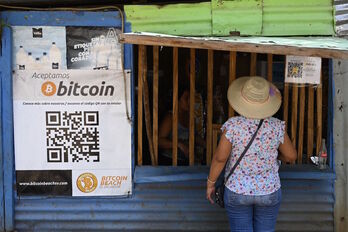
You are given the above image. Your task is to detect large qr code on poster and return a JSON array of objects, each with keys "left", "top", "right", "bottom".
[
  {"left": 287, "top": 62, "right": 304, "bottom": 78},
  {"left": 46, "top": 111, "right": 100, "bottom": 163}
]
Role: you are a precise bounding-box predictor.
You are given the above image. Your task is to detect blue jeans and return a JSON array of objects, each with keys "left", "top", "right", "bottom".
[{"left": 224, "top": 187, "right": 282, "bottom": 232}]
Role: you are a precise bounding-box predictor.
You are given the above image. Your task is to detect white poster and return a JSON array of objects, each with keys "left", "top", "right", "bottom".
[
  {"left": 285, "top": 56, "right": 321, "bottom": 84},
  {"left": 13, "top": 70, "right": 132, "bottom": 196}
]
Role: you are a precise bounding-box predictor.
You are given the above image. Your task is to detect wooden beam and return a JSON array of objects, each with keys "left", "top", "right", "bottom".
[
  {"left": 316, "top": 72, "right": 323, "bottom": 155},
  {"left": 297, "top": 86, "right": 305, "bottom": 164},
  {"left": 119, "top": 33, "right": 348, "bottom": 59},
  {"left": 189, "top": 48, "right": 196, "bottom": 166},
  {"left": 250, "top": 53, "right": 257, "bottom": 76},
  {"left": 172, "top": 47, "right": 178, "bottom": 166},
  {"left": 307, "top": 86, "right": 314, "bottom": 159},
  {"left": 228, "top": 51, "right": 236, "bottom": 118},
  {"left": 291, "top": 86, "right": 298, "bottom": 147},
  {"left": 267, "top": 54, "right": 273, "bottom": 82},
  {"left": 153, "top": 46, "right": 159, "bottom": 165},
  {"left": 283, "top": 83, "right": 289, "bottom": 130},
  {"left": 206, "top": 50, "right": 214, "bottom": 165},
  {"left": 137, "top": 45, "right": 144, "bottom": 166}
]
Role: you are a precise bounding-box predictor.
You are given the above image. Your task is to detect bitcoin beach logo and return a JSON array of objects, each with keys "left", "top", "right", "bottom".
[
  {"left": 41, "top": 81, "right": 57, "bottom": 96},
  {"left": 76, "top": 173, "right": 98, "bottom": 193}
]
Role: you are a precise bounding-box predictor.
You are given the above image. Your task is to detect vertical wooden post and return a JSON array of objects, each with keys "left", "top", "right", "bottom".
[
  {"left": 307, "top": 86, "right": 314, "bottom": 159},
  {"left": 228, "top": 51, "right": 236, "bottom": 118},
  {"left": 291, "top": 86, "right": 298, "bottom": 148},
  {"left": 153, "top": 46, "right": 159, "bottom": 165},
  {"left": 267, "top": 54, "right": 273, "bottom": 82},
  {"left": 316, "top": 71, "right": 323, "bottom": 155},
  {"left": 206, "top": 50, "right": 214, "bottom": 165},
  {"left": 189, "top": 48, "right": 196, "bottom": 166},
  {"left": 283, "top": 58, "right": 289, "bottom": 129},
  {"left": 298, "top": 86, "right": 305, "bottom": 163},
  {"left": 137, "top": 45, "right": 144, "bottom": 166},
  {"left": 250, "top": 53, "right": 257, "bottom": 76},
  {"left": 172, "top": 47, "right": 178, "bottom": 166}
]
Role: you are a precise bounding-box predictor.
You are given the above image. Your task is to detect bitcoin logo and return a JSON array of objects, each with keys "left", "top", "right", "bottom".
[
  {"left": 41, "top": 81, "right": 56, "bottom": 96},
  {"left": 76, "top": 173, "right": 98, "bottom": 193}
]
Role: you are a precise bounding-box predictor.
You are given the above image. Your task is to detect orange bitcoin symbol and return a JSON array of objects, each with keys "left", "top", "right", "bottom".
[{"left": 41, "top": 81, "right": 56, "bottom": 96}]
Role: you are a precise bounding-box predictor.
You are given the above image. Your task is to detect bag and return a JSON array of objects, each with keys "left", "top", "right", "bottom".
[{"left": 214, "top": 119, "right": 264, "bottom": 208}]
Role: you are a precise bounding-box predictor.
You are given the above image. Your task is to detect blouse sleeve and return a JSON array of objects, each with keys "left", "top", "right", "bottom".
[
  {"left": 278, "top": 120, "right": 286, "bottom": 144},
  {"left": 221, "top": 118, "right": 234, "bottom": 144}
]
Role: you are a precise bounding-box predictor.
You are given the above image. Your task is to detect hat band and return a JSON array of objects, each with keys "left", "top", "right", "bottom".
[{"left": 241, "top": 86, "right": 269, "bottom": 104}]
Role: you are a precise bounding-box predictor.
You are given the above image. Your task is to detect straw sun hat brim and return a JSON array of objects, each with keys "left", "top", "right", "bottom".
[{"left": 227, "top": 76, "right": 282, "bottom": 119}]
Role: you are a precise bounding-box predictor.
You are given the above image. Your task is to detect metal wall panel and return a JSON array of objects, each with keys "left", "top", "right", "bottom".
[
  {"left": 124, "top": 3, "right": 212, "bottom": 36},
  {"left": 14, "top": 166, "right": 334, "bottom": 232},
  {"left": 263, "top": 0, "right": 335, "bottom": 36},
  {"left": 334, "top": 0, "right": 348, "bottom": 36}
]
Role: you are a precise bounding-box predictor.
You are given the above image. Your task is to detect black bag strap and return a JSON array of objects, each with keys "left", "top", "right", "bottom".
[{"left": 224, "top": 119, "right": 264, "bottom": 184}]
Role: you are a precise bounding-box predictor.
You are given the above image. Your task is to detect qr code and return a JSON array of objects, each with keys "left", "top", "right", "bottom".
[
  {"left": 287, "top": 62, "right": 303, "bottom": 78},
  {"left": 46, "top": 111, "right": 100, "bottom": 163}
]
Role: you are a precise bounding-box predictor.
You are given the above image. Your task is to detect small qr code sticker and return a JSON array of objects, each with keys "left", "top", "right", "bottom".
[
  {"left": 46, "top": 111, "right": 100, "bottom": 163},
  {"left": 287, "top": 62, "right": 303, "bottom": 78}
]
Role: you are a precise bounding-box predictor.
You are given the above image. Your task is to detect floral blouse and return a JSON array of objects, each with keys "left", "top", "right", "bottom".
[{"left": 221, "top": 116, "right": 285, "bottom": 195}]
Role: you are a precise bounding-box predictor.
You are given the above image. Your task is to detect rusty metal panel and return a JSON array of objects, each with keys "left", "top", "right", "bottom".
[
  {"left": 124, "top": 3, "right": 212, "bottom": 36},
  {"left": 334, "top": 0, "right": 348, "bottom": 36},
  {"left": 212, "top": 0, "right": 263, "bottom": 36},
  {"left": 15, "top": 166, "right": 334, "bottom": 231},
  {"left": 263, "top": 0, "right": 335, "bottom": 36}
]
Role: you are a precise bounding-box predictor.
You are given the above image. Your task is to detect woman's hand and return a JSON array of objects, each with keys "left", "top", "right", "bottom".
[{"left": 206, "top": 181, "right": 215, "bottom": 204}]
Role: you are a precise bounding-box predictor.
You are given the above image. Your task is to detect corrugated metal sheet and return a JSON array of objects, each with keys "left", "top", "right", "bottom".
[
  {"left": 125, "top": 0, "right": 335, "bottom": 36},
  {"left": 124, "top": 3, "right": 212, "bottom": 36},
  {"left": 212, "top": 0, "right": 263, "bottom": 36},
  {"left": 334, "top": 0, "right": 348, "bottom": 36},
  {"left": 262, "top": 0, "right": 335, "bottom": 36},
  {"left": 15, "top": 166, "right": 334, "bottom": 232}
]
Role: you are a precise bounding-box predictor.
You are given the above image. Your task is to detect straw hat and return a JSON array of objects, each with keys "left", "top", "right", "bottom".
[{"left": 227, "top": 76, "right": 282, "bottom": 119}]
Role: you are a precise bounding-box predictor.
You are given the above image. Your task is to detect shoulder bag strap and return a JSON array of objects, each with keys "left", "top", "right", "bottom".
[{"left": 224, "top": 119, "right": 264, "bottom": 184}]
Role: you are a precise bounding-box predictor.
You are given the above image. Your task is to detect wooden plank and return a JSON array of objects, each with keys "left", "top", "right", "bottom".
[
  {"left": 189, "top": 48, "right": 195, "bottom": 166},
  {"left": 153, "top": 46, "right": 159, "bottom": 165},
  {"left": 212, "top": 124, "right": 219, "bottom": 156},
  {"left": 172, "top": 47, "right": 178, "bottom": 166},
  {"left": 307, "top": 86, "right": 315, "bottom": 159},
  {"left": 137, "top": 45, "right": 144, "bottom": 166},
  {"left": 291, "top": 85, "right": 298, "bottom": 148},
  {"left": 250, "top": 53, "right": 257, "bottom": 76},
  {"left": 316, "top": 72, "right": 323, "bottom": 155},
  {"left": 228, "top": 51, "right": 236, "bottom": 118},
  {"left": 143, "top": 47, "right": 156, "bottom": 165},
  {"left": 283, "top": 83, "right": 289, "bottom": 130},
  {"left": 206, "top": 50, "right": 214, "bottom": 165},
  {"left": 119, "top": 33, "right": 348, "bottom": 59},
  {"left": 267, "top": 54, "right": 273, "bottom": 82},
  {"left": 297, "top": 86, "right": 305, "bottom": 164}
]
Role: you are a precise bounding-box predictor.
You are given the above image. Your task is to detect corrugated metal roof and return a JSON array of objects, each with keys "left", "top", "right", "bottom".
[
  {"left": 124, "top": 3, "right": 212, "bottom": 36},
  {"left": 15, "top": 166, "right": 334, "bottom": 231},
  {"left": 263, "top": 0, "right": 335, "bottom": 36},
  {"left": 212, "top": 0, "right": 263, "bottom": 36},
  {"left": 125, "top": 0, "right": 335, "bottom": 36},
  {"left": 334, "top": 0, "right": 348, "bottom": 36}
]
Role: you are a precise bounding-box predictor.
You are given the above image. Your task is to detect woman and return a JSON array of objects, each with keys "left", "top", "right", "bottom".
[{"left": 206, "top": 76, "right": 297, "bottom": 232}]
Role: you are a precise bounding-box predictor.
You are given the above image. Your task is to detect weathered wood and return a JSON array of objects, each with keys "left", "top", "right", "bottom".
[
  {"left": 283, "top": 83, "right": 289, "bottom": 130},
  {"left": 307, "top": 86, "right": 315, "bottom": 159},
  {"left": 119, "top": 33, "right": 348, "bottom": 59},
  {"left": 207, "top": 50, "right": 214, "bottom": 165},
  {"left": 228, "top": 51, "right": 236, "bottom": 118},
  {"left": 250, "top": 53, "right": 257, "bottom": 76},
  {"left": 316, "top": 72, "right": 323, "bottom": 155},
  {"left": 267, "top": 54, "right": 273, "bottom": 82},
  {"left": 137, "top": 45, "right": 144, "bottom": 166},
  {"left": 189, "top": 48, "right": 195, "bottom": 166},
  {"left": 298, "top": 86, "right": 305, "bottom": 164},
  {"left": 172, "top": 47, "right": 178, "bottom": 166},
  {"left": 153, "top": 46, "right": 159, "bottom": 165},
  {"left": 143, "top": 47, "right": 156, "bottom": 165},
  {"left": 291, "top": 85, "right": 298, "bottom": 147}
]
